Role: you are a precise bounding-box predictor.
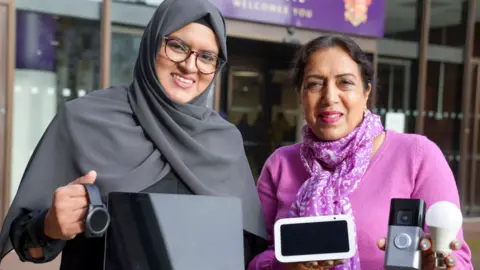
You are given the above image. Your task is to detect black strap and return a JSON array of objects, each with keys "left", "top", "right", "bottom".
[{"left": 83, "top": 184, "right": 103, "bottom": 207}]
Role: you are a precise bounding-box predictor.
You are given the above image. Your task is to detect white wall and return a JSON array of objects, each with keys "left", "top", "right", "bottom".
[{"left": 11, "top": 70, "right": 57, "bottom": 201}]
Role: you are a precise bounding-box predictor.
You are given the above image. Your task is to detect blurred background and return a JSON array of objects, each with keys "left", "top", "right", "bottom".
[{"left": 0, "top": 0, "right": 479, "bottom": 268}]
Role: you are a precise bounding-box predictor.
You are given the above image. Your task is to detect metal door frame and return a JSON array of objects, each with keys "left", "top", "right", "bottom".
[
  {"left": 0, "top": 0, "right": 14, "bottom": 221},
  {"left": 468, "top": 59, "right": 480, "bottom": 215},
  {"left": 458, "top": 0, "right": 477, "bottom": 210}
]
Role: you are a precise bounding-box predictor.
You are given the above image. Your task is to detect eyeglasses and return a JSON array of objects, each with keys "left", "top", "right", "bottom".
[{"left": 162, "top": 36, "right": 224, "bottom": 75}]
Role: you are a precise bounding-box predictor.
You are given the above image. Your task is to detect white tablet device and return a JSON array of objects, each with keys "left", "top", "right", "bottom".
[{"left": 274, "top": 215, "right": 356, "bottom": 263}]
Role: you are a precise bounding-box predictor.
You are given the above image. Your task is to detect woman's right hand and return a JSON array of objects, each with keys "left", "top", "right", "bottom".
[
  {"left": 44, "top": 171, "right": 97, "bottom": 240},
  {"left": 285, "top": 260, "right": 345, "bottom": 270}
]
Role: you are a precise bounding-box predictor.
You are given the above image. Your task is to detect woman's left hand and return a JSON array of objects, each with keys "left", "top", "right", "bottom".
[{"left": 377, "top": 235, "right": 462, "bottom": 269}]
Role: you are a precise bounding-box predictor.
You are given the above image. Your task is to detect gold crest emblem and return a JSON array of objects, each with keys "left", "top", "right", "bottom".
[{"left": 344, "top": 0, "right": 372, "bottom": 27}]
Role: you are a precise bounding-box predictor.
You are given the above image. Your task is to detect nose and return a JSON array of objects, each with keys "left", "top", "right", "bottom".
[
  {"left": 180, "top": 53, "right": 198, "bottom": 73},
  {"left": 322, "top": 81, "right": 340, "bottom": 105}
]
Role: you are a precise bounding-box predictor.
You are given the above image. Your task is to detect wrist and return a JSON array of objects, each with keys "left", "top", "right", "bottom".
[
  {"left": 43, "top": 210, "right": 56, "bottom": 240},
  {"left": 25, "top": 209, "right": 63, "bottom": 247}
]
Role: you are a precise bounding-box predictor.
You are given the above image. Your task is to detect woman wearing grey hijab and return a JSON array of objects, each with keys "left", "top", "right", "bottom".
[{"left": 0, "top": 0, "right": 267, "bottom": 269}]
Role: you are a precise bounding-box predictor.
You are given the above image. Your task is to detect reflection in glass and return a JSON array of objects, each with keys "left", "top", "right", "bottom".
[
  {"left": 11, "top": 11, "right": 100, "bottom": 199},
  {"left": 376, "top": 58, "right": 415, "bottom": 133},
  {"left": 110, "top": 29, "right": 142, "bottom": 86},
  {"left": 422, "top": 1, "right": 471, "bottom": 186},
  {"left": 378, "top": 1, "right": 420, "bottom": 134},
  {"left": 228, "top": 68, "right": 299, "bottom": 180},
  {"left": 428, "top": 1, "right": 467, "bottom": 47},
  {"left": 270, "top": 69, "right": 298, "bottom": 148},
  {"left": 228, "top": 68, "right": 265, "bottom": 179},
  {"left": 383, "top": 0, "right": 419, "bottom": 41},
  {"left": 105, "top": 192, "right": 244, "bottom": 269},
  {"left": 382, "top": 1, "right": 470, "bottom": 46},
  {"left": 423, "top": 61, "right": 463, "bottom": 180},
  {"left": 225, "top": 38, "right": 299, "bottom": 181}
]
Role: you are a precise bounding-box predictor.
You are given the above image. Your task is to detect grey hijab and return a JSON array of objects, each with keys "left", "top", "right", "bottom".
[{"left": 0, "top": 0, "right": 266, "bottom": 262}]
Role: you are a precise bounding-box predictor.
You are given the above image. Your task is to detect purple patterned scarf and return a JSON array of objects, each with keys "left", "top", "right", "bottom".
[{"left": 289, "top": 110, "right": 384, "bottom": 269}]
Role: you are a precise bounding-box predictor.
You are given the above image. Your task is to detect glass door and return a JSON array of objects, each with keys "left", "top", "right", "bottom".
[
  {"left": 222, "top": 37, "right": 299, "bottom": 181},
  {"left": 227, "top": 65, "right": 266, "bottom": 180},
  {"left": 110, "top": 26, "right": 143, "bottom": 87},
  {"left": 376, "top": 57, "right": 414, "bottom": 133}
]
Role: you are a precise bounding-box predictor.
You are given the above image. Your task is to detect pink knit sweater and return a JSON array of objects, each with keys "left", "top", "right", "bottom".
[{"left": 248, "top": 130, "right": 473, "bottom": 270}]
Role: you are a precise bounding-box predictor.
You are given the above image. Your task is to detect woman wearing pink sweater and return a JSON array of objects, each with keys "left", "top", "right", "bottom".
[{"left": 248, "top": 35, "right": 473, "bottom": 270}]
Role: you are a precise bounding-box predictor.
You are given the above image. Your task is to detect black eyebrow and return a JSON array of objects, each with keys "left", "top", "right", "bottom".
[
  {"left": 336, "top": 73, "right": 357, "bottom": 78},
  {"left": 304, "top": 74, "right": 325, "bottom": 80},
  {"left": 167, "top": 35, "right": 218, "bottom": 55},
  {"left": 304, "top": 73, "right": 357, "bottom": 80}
]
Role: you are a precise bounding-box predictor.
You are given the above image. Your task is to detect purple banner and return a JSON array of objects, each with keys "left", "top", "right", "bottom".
[
  {"left": 209, "top": 0, "right": 385, "bottom": 38},
  {"left": 16, "top": 11, "right": 57, "bottom": 72}
]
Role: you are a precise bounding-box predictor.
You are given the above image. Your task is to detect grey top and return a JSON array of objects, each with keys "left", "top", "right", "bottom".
[
  {"left": 0, "top": 0, "right": 267, "bottom": 267},
  {"left": 9, "top": 173, "right": 266, "bottom": 269},
  {"left": 9, "top": 172, "right": 205, "bottom": 270}
]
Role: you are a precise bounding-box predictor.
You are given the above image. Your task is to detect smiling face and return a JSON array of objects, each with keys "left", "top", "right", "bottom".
[
  {"left": 155, "top": 22, "right": 220, "bottom": 104},
  {"left": 300, "top": 46, "right": 370, "bottom": 141}
]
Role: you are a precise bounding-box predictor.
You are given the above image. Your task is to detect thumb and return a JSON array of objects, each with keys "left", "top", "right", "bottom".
[
  {"left": 69, "top": 170, "right": 97, "bottom": 185},
  {"left": 377, "top": 237, "right": 386, "bottom": 251}
]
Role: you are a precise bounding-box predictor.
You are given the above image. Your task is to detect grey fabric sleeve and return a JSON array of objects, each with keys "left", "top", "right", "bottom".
[{"left": 10, "top": 209, "right": 66, "bottom": 263}]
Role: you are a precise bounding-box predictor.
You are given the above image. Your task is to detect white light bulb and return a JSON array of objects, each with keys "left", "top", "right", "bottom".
[{"left": 425, "top": 201, "right": 463, "bottom": 268}]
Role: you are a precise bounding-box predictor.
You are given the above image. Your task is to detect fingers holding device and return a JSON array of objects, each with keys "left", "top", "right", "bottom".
[{"left": 384, "top": 198, "right": 426, "bottom": 270}]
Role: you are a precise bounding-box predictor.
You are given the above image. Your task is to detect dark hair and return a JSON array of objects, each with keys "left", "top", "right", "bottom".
[{"left": 292, "top": 35, "right": 374, "bottom": 93}]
